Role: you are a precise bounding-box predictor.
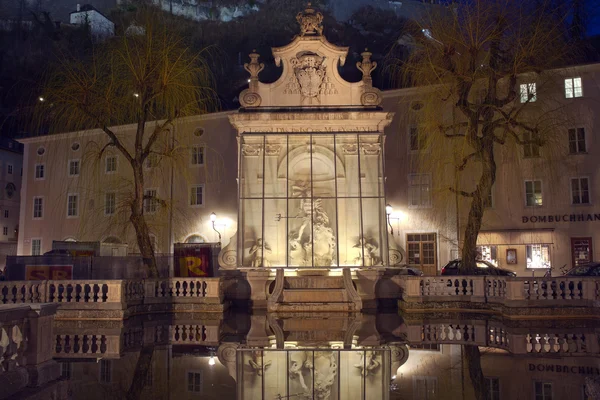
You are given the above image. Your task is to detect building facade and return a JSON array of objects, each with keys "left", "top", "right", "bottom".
[{"left": 0, "top": 137, "right": 22, "bottom": 270}]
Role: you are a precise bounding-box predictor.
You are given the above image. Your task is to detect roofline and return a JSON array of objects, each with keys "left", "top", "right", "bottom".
[{"left": 17, "top": 110, "right": 236, "bottom": 144}]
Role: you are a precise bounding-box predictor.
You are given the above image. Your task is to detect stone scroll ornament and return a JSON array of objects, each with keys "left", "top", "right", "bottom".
[{"left": 356, "top": 49, "right": 383, "bottom": 106}]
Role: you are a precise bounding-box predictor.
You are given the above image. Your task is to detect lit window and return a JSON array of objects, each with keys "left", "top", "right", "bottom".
[
  {"left": 486, "top": 377, "right": 500, "bottom": 400},
  {"left": 144, "top": 189, "right": 158, "bottom": 213},
  {"left": 7, "top": 164, "right": 13, "bottom": 175},
  {"left": 523, "top": 131, "right": 540, "bottom": 158},
  {"left": 33, "top": 197, "right": 43, "bottom": 219},
  {"left": 568, "top": 128, "right": 586, "bottom": 154},
  {"left": 520, "top": 83, "right": 537, "bottom": 103},
  {"left": 190, "top": 185, "right": 204, "bottom": 206},
  {"left": 571, "top": 177, "right": 590, "bottom": 205},
  {"left": 526, "top": 244, "right": 551, "bottom": 269},
  {"left": 105, "top": 156, "right": 117, "bottom": 173},
  {"left": 408, "top": 174, "right": 432, "bottom": 208},
  {"left": 99, "top": 360, "right": 112, "bottom": 383},
  {"left": 69, "top": 160, "right": 80, "bottom": 176},
  {"left": 31, "top": 239, "right": 41, "bottom": 256},
  {"left": 534, "top": 381, "right": 553, "bottom": 400},
  {"left": 191, "top": 146, "right": 204, "bottom": 165},
  {"left": 4, "top": 210, "right": 8, "bottom": 218},
  {"left": 105, "top": 193, "right": 116, "bottom": 215},
  {"left": 187, "top": 371, "right": 202, "bottom": 393},
  {"left": 525, "top": 180, "right": 542, "bottom": 206},
  {"left": 565, "top": 77, "right": 583, "bottom": 98},
  {"left": 409, "top": 126, "right": 426, "bottom": 152},
  {"left": 35, "top": 164, "right": 44, "bottom": 179},
  {"left": 67, "top": 194, "right": 79, "bottom": 217},
  {"left": 476, "top": 245, "right": 498, "bottom": 266}
]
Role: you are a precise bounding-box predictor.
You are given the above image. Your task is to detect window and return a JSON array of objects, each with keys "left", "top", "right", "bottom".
[
  {"left": 525, "top": 180, "right": 542, "bottom": 206},
  {"left": 105, "top": 193, "right": 116, "bottom": 215},
  {"left": 523, "top": 131, "right": 540, "bottom": 158},
  {"left": 486, "top": 377, "right": 500, "bottom": 400},
  {"left": 4, "top": 210, "right": 8, "bottom": 218},
  {"left": 191, "top": 146, "right": 204, "bottom": 165},
  {"left": 571, "top": 177, "right": 590, "bottom": 204},
  {"left": 187, "top": 371, "right": 202, "bottom": 393},
  {"left": 568, "top": 128, "right": 586, "bottom": 154},
  {"left": 520, "top": 83, "right": 537, "bottom": 103},
  {"left": 69, "top": 160, "right": 80, "bottom": 176},
  {"left": 34, "top": 164, "right": 44, "bottom": 179},
  {"left": 527, "top": 244, "right": 551, "bottom": 269},
  {"left": 31, "top": 239, "right": 41, "bottom": 256},
  {"left": 2, "top": 227, "right": 7, "bottom": 236},
  {"left": 535, "top": 382, "right": 553, "bottom": 400},
  {"left": 5, "top": 183, "right": 15, "bottom": 199},
  {"left": 190, "top": 185, "right": 204, "bottom": 207},
  {"left": 565, "top": 77, "right": 583, "bottom": 98},
  {"left": 7, "top": 164, "right": 13, "bottom": 175},
  {"left": 105, "top": 156, "right": 117, "bottom": 173},
  {"left": 407, "top": 233, "right": 437, "bottom": 274},
  {"left": 476, "top": 245, "right": 498, "bottom": 266},
  {"left": 408, "top": 174, "right": 432, "bottom": 208},
  {"left": 33, "top": 197, "right": 43, "bottom": 219},
  {"left": 99, "top": 360, "right": 112, "bottom": 383},
  {"left": 144, "top": 189, "right": 158, "bottom": 214},
  {"left": 67, "top": 194, "right": 79, "bottom": 217},
  {"left": 409, "top": 126, "right": 426, "bottom": 152},
  {"left": 145, "top": 154, "right": 158, "bottom": 169},
  {"left": 413, "top": 376, "right": 438, "bottom": 400},
  {"left": 60, "top": 362, "right": 72, "bottom": 379}
]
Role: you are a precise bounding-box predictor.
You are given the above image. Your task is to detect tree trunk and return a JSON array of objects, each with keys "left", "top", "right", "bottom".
[
  {"left": 464, "top": 345, "right": 486, "bottom": 400},
  {"left": 130, "top": 162, "right": 159, "bottom": 278},
  {"left": 460, "top": 144, "right": 496, "bottom": 272},
  {"left": 126, "top": 345, "right": 154, "bottom": 400}
]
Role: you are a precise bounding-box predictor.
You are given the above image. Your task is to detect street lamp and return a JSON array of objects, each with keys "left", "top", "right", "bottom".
[
  {"left": 210, "top": 212, "right": 221, "bottom": 244},
  {"left": 386, "top": 204, "right": 394, "bottom": 236},
  {"left": 208, "top": 356, "right": 216, "bottom": 366}
]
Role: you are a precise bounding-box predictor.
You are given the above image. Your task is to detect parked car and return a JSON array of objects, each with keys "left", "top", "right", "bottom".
[
  {"left": 43, "top": 249, "right": 72, "bottom": 256},
  {"left": 564, "top": 262, "right": 600, "bottom": 276},
  {"left": 441, "top": 259, "right": 517, "bottom": 277},
  {"left": 394, "top": 265, "right": 424, "bottom": 276}
]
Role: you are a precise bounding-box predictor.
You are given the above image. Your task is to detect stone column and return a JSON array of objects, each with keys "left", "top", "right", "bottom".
[
  {"left": 25, "top": 304, "right": 60, "bottom": 387},
  {"left": 244, "top": 269, "right": 271, "bottom": 309}
]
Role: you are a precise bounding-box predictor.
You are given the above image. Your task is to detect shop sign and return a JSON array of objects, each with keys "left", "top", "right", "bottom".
[
  {"left": 529, "top": 364, "right": 600, "bottom": 375},
  {"left": 522, "top": 214, "right": 600, "bottom": 223}
]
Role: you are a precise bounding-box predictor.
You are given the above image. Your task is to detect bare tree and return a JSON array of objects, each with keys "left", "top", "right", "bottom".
[
  {"left": 36, "top": 6, "right": 215, "bottom": 277},
  {"left": 393, "top": 0, "right": 580, "bottom": 277}
]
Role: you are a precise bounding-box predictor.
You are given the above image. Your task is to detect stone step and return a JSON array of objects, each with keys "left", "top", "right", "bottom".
[
  {"left": 282, "top": 288, "right": 348, "bottom": 303},
  {"left": 271, "top": 302, "right": 359, "bottom": 312},
  {"left": 284, "top": 276, "right": 344, "bottom": 289}
]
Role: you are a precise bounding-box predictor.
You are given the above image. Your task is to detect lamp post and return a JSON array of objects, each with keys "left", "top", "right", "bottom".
[
  {"left": 210, "top": 212, "right": 221, "bottom": 244},
  {"left": 385, "top": 204, "right": 394, "bottom": 236}
]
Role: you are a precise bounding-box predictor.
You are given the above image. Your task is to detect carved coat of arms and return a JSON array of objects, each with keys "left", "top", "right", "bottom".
[{"left": 289, "top": 53, "right": 327, "bottom": 99}]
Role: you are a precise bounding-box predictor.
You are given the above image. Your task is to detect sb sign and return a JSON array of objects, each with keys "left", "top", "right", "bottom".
[
  {"left": 174, "top": 244, "right": 213, "bottom": 277},
  {"left": 25, "top": 265, "right": 73, "bottom": 280}
]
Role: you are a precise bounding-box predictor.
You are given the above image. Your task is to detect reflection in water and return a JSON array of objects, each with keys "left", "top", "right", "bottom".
[{"left": 53, "top": 312, "right": 600, "bottom": 400}]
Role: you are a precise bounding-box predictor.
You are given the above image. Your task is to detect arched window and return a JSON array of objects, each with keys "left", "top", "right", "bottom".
[{"left": 185, "top": 234, "right": 206, "bottom": 244}]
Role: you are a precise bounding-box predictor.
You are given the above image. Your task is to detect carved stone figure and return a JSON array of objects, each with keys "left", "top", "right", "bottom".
[
  {"left": 289, "top": 351, "right": 313, "bottom": 391},
  {"left": 313, "top": 351, "right": 338, "bottom": 400},
  {"left": 354, "top": 351, "right": 381, "bottom": 376},
  {"left": 296, "top": 3, "right": 323, "bottom": 36},
  {"left": 289, "top": 181, "right": 336, "bottom": 267},
  {"left": 249, "top": 238, "right": 272, "bottom": 268},
  {"left": 248, "top": 350, "right": 271, "bottom": 376},
  {"left": 353, "top": 237, "right": 379, "bottom": 266}
]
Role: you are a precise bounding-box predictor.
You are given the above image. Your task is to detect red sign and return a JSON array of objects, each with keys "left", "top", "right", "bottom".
[
  {"left": 25, "top": 265, "right": 73, "bottom": 280},
  {"left": 175, "top": 245, "right": 213, "bottom": 277}
]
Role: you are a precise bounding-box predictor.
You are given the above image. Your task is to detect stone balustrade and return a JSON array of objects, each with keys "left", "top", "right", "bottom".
[
  {"left": 0, "top": 278, "right": 226, "bottom": 318},
  {"left": 397, "top": 275, "right": 600, "bottom": 316},
  {"left": 405, "top": 319, "right": 600, "bottom": 355},
  {"left": 0, "top": 303, "right": 61, "bottom": 399}
]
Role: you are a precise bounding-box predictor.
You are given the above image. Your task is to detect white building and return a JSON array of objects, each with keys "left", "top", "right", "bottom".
[
  {"left": 0, "top": 137, "right": 23, "bottom": 270},
  {"left": 69, "top": 4, "right": 114, "bottom": 39}
]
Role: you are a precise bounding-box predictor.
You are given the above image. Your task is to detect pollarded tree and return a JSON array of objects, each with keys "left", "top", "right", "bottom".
[
  {"left": 37, "top": 6, "right": 215, "bottom": 277},
  {"left": 396, "top": 0, "right": 580, "bottom": 275}
]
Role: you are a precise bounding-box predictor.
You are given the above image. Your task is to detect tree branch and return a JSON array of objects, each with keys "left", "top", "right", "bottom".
[
  {"left": 142, "top": 116, "right": 176, "bottom": 161},
  {"left": 457, "top": 152, "right": 479, "bottom": 171},
  {"left": 449, "top": 187, "right": 476, "bottom": 198}
]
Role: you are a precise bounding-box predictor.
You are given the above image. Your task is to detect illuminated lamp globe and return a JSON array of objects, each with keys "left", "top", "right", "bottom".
[
  {"left": 385, "top": 204, "right": 393, "bottom": 215},
  {"left": 210, "top": 212, "right": 217, "bottom": 222}
]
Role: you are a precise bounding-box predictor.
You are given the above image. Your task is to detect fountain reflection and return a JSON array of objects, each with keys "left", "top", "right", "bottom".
[{"left": 51, "top": 311, "right": 600, "bottom": 400}]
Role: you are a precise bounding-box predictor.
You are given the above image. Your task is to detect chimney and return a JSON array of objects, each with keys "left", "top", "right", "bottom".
[{"left": 76, "top": 4, "right": 81, "bottom": 12}]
